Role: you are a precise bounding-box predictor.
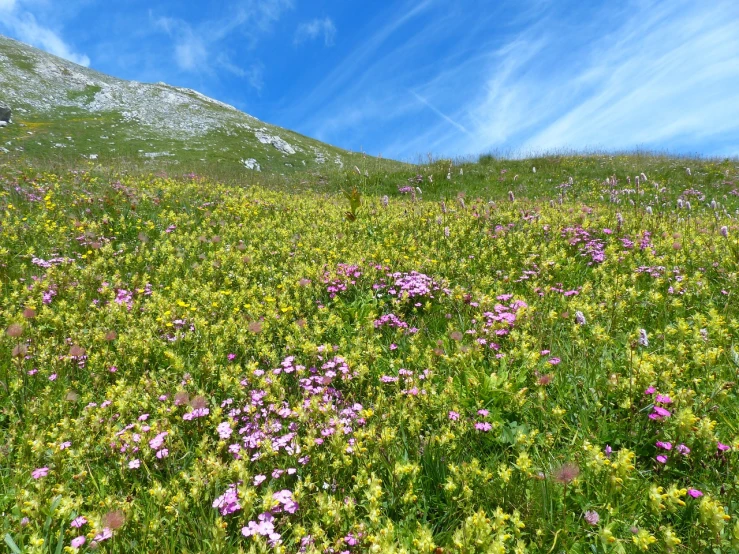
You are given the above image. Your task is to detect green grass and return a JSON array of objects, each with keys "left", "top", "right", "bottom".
[{"left": 1, "top": 152, "right": 739, "bottom": 553}]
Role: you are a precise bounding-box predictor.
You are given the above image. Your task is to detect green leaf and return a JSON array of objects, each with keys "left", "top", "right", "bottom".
[
  {"left": 55, "top": 525, "right": 65, "bottom": 554},
  {"left": 4, "top": 534, "right": 22, "bottom": 554}
]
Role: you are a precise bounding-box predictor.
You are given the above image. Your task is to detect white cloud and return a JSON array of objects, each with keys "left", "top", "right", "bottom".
[
  {"left": 294, "top": 17, "right": 336, "bottom": 46},
  {"left": 0, "top": 1, "right": 90, "bottom": 66}
]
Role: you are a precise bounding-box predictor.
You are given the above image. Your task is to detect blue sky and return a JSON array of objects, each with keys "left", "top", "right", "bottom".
[{"left": 1, "top": 0, "right": 739, "bottom": 161}]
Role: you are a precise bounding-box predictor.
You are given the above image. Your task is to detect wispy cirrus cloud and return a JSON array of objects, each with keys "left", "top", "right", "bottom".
[
  {"left": 294, "top": 17, "right": 336, "bottom": 46},
  {"left": 288, "top": 0, "right": 739, "bottom": 160},
  {"left": 0, "top": 0, "right": 90, "bottom": 66},
  {"left": 152, "top": 0, "right": 293, "bottom": 89}
]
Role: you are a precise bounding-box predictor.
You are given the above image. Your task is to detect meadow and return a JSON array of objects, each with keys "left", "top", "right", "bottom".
[{"left": 2, "top": 153, "right": 739, "bottom": 553}]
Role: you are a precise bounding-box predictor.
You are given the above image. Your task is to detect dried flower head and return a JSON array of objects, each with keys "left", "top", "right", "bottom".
[
  {"left": 23, "top": 308, "right": 36, "bottom": 319},
  {"left": 6, "top": 323, "right": 23, "bottom": 338},
  {"left": 553, "top": 462, "right": 580, "bottom": 484},
  {"left": 101, "top": 510, "right": 126, "bottom": 530}
]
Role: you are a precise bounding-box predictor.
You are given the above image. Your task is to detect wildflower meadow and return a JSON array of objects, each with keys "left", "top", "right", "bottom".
[{"left": 2, "top": 155, "right": 739, "bottom": 553}]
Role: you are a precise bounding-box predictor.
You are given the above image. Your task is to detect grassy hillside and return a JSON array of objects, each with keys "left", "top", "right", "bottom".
[
  {"left": 2, "top": 153, "right": 739, "bottom": 553},
  {"left": 0, "top": 34, "right": 401, "bottom": 175}
]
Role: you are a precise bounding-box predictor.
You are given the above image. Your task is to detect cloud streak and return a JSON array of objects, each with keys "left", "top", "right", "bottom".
[
  {"left": 289, "top": 0, "right": 739, "bottom": 160},
  {"left": 294, "top": 17, "right": 336, "bottom": 46}
]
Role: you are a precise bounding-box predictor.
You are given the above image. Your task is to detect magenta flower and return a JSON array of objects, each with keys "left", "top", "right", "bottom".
[
  {"left": 644, "top": 386, "right": 655, "bottom": 395},
  {"left": 70, "top": 536, "right": 86, "bottom": 548},
  {"left": 656, "top": 455, "right": 668, "bottom": 464},
  {"left": 548, "top": 357, "right": 561, "bottom": 365},
  {"left": 687, "top": 488, "right": 703, "bottom": 498},
  {"left": 475, "top": 422, "right": 492, "bottom": 432},
  {"left": 718, "top": 442, "right": 731, "bottom": 452},
  {"left": 448, "top": 411, "right": 460, "bottom": 421},
  {"left": 655, "top": 394, "right": 672, "bottom": 404},
  {"left": 676, "top": 444, "right": 690, "bottom": 456},
  {"left": 31, "top": 467, "right": 49, "bottom": 479},
  {"left": 655, "top": 441, "right": 672, "bottom": 450},
  {"left": 649, "top": 406, "right": 671, "bottom": 420},
  {"left": 477, "top": 409, "right": 489, "bottom": 417},
  {"left": 49, "top": 373, "right": 57, "bottom": 381}
]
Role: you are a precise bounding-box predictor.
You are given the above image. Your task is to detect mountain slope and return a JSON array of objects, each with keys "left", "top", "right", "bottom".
[{"left": 0, "top": 34, "right": 369, "bottom": 173}]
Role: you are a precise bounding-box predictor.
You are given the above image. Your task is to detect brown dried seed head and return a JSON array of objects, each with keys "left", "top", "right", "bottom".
[{"left": 6, "top": 323, "right": 23, "bottom": 338}]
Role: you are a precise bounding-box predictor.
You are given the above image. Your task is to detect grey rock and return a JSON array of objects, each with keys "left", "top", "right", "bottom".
[
  {"left": 0, "top": 121, "right": 7, "bottom": 128},
  {"left": 254, "top": 129, "right": 296, "bottom": 155},
  {"left": 241, "top": 158, "right": 261, "bottom": 171},
  {"left": 0, "top": 104, "right": 10, "bottom": 123}
]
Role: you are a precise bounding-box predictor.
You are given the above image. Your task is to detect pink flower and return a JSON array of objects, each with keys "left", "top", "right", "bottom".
[
  {"left": 128, "top": 459, "right": 140, "bottom": 469},
  {"left": 655, "top": 394, "right": 672, "bottom": 404},
  {"left": 718, "top": 442, "right": 731, "bottom": 452},
  {"left": 649, "top": 406, "right": 671, "bottom": 420},
  {"left": 71, "top": 516, "right": 87, "bottom": 528},
  {"left": 31, "top": 467, "right": 49, "bottom": 479},
  {"left": 253, "top": 474, "right": 267, "bottom": 486},
  {"left": 656, "top": 455, "right": 668, "bottom": 464},
  {"left": 655, "top": 441, "right": 672, "bottom": 450},
  {"left": 93, "top": 528, "right": 113, "bottom": 542},
  {"left": 644, "top": 386, "right": 656, "bottom": 395},
  {"left": 477, "top": 409, "right": 489, "bottom": 417},
  {"left": 71, "top": 536, "right": 86, "bottom": 548},
  {"left": 548, "top": 357, "right": 561, "bottom": 365},
  {"left": 475, "top": 422, "right": 492, "bottom": 432},
  {"left": 677, "top": 444, "right": 690, "bottom": 456},
  {"left": 687, "top": 488, "right": 703, "bottom": 498},
  {"left": 448, "top": 411, "right": 460, "bottom": 421},
  {"left": 156, "top": 448, "right": 169, "bottom": 459},
  {"left": 49, "top": 373, "right": 57, "bottom": 381},
  {"left": 59, "top": 441, "right": 72, "bottom": 450}
]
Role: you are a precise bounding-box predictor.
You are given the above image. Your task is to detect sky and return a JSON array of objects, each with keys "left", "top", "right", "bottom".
[{"left": 1, "top": 0, "right": 739, "bottom": 161}]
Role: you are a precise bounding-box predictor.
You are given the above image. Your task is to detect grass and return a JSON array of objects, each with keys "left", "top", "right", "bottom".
[{"left": 1, "top": 151, "right": 739, "bottom": 553}]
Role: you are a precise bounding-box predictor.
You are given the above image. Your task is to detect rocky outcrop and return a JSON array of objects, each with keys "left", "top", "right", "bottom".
[
  {"left": 255, "top": 129, "right": 296, "bottom": 155},
  {"left": 0, "top": 103, "right": 11, "bottom": 124}
]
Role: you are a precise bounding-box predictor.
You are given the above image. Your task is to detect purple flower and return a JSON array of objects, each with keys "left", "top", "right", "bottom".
[
  {"left": 448, "top": 411, "right": 460, "bottom": 421},
  {"left": 687, "top": 488, "right": 703, "bottom": 498},
  {"left": 273, "top": 489, "right": 299, "bottom": 514},
  {"left": 475, "top": 422, "right": 492, "bottom": 432},
  {"left": 93, "top": 528, "right": 113, "bottom": 542},
  {"left": 213, "top": 485, "right": 241, "bottom": 515},
  {"left": 656, "top": 455, "right": 668, "bottom": 464},
  {"left": 718, "top": 442, "right": 731, "bottom": 452},
  {"left": 477, "top": 409, "right": 489, "bottom": 417},
  {"left": 604, "top": 445, "right": 612, "bottom": 458},
  {"left": 677, "top": 444, "right": 690, "bottom": 456},
  {"left": 644, "top": 386, "right": 655, "bottom": 395},
  {"left": 548, "top": 357, "right": 561, "bottom": 365},
  {"left": 31, "top": 467, "right": 49, "bottom": 479},
  {"left": 655, "top": 394, "right": 672, "bottom": 404},
  {"left": 656, "top": 441, "right": 672, "bottom": 450}
]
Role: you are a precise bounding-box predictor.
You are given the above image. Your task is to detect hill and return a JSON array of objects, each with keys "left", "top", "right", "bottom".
[{"left": 0, "top": 34, "right": 380, "bottom": 175}]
